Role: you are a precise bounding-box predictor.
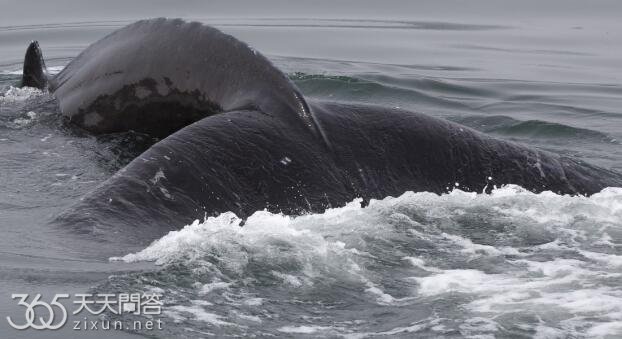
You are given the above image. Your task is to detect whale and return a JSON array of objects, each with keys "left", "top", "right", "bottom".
[
  {"left": 23, "top": 18, "right": 326, "bottom": 143},
  {"left": 20, "top": 18, "right": 622, "bottom": 242}
]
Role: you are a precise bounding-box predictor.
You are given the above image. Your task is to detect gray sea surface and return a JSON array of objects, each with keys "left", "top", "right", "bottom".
[{"left": 1, "top": 1, "right": 621, "bottom": 338}]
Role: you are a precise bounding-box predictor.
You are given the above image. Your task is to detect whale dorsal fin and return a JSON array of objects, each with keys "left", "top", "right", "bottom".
[
  {"left": 50, "top": 18, "right": 329, "bottom": 145},
  {"left": 21, "top": 41, "right": 48, "bottom": 90}
]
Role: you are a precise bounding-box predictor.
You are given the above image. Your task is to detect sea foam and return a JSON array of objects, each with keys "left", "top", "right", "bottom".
[{"left": 111, "top": 185, "right": 622, "bottom": 338}]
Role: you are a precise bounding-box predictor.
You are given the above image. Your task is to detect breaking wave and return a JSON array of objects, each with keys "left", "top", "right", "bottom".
[{"left": 106, "top": 185, "right": 622, "bottom": 338}]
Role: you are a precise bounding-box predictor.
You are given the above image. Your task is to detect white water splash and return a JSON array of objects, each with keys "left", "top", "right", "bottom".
[
  {"left": 112, "top": 185, "right": 622, "bottom": 338},
  {"left": 0, "top": 86, "right": 43, "bottom": 103}
]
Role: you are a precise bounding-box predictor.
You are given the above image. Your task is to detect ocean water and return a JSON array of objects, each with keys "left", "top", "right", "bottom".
[{"left": 1, "top": 1, "right": 622, "bottom": 338}]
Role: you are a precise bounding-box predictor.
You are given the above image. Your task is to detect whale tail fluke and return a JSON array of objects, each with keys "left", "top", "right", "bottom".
[{"left": 21, "top": 41, "right": 48, "bottom": 90}]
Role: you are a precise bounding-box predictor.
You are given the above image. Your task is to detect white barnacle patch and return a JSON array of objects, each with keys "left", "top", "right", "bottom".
[
  {"left": 156, "top": 81, "right": 170, "bottom": 96},
  {"left": 114, "top": 96, "right": 123, "bottom": 110},
  {"left": 280, "top": 157, "right": 292, "bottom": 166},
  {"left": 83, "top": 111, "right": 103, "bottom": 127},
  {"left": 150, "top": 168, "right": 166, "bottom": 185},
  {"left": 159, "top": 187, "right": 172, "bottom": 199},
  {"left": 150, "top": 169, "right": 173, "bottom": 199},
  {"left": 134, "top": 86, "right": 151, "bottom": 99}
]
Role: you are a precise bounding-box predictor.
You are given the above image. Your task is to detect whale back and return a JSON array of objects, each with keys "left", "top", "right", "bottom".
[
  {"left": 53, "top": 101, "right": 622, "bottom": 244},
  {"left": 50, "top": 18, "right": 322, "bottom": 139}
]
